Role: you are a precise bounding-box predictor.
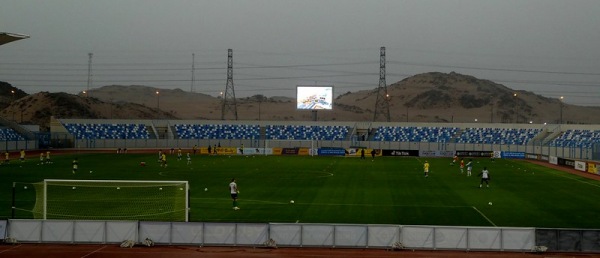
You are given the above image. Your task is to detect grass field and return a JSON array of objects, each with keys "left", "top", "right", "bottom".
[{"left": 1, "top": 152, "right": 600, "bottom": 229}]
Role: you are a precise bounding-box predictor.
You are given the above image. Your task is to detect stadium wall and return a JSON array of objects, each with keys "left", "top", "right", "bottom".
[
  {"left": 5, "top": 219, "right": 540, "bottom": 252},
  {"left": 6, "top": 219, "right": 600, "bottom": 253},
  {"left": 61, "top": 138, "right": 594, "bottom": 161}
]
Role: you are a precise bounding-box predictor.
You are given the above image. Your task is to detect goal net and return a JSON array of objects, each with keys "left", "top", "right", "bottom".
[{"left": 32, "top": 180, "right": 189, "bottom": 221}]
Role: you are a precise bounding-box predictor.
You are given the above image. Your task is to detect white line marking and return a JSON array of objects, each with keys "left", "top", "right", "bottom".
[
  {"left": 548, "top": 171, "right": 600, "bottom": 188},
  {"left": 0, "top": 244, "right": 21, "bottom": 254},
  {"left": 472, "top": 206, "right": 497, "bottom": 227},
  {"left": 81, "top": 245, "right": 107, "bottom": 258}
]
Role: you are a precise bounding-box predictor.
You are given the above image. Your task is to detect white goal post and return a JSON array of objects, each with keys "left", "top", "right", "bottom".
[{"left": 35, "top": 179, "right": 189, "bottom": 222}]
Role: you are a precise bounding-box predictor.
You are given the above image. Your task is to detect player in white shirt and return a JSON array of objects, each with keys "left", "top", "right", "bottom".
[
  {"left": 478, "top": 167, "right": 490, "bottom": 188},
  {"left": 186, "top": 152, "right": 192, "bottom": 165},
  {"left": 229, "top": 178, "right": 240, "bottom": 210},
  {"left": 466, "top": 159, "right": 473, "bottom": 176}
]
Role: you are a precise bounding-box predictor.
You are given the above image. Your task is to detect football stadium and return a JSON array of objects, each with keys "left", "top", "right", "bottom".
[
  {"left": 2, "top": 3, "right": 600, "bottom": 255},
  {"left": 0, "top": 117, "right": 599, "bottom": 255}
]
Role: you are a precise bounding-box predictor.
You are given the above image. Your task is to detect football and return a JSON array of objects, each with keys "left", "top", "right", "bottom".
[
  {"left": 488, "top": 202, "right": 493, "bottom": 205},
  {"left": 290, "top": 200, "right": 295, "bottom": 204}
]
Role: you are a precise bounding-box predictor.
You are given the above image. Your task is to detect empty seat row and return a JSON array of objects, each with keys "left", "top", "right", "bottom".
[
  {"left": 549, "top": 130, "right": 600, "bottom": 148},
  {"left": 64, "top": 123, "right": 150, "bottom": 139},
  {"left": 455, "top": 128, "right": 540, "bottom": 145},
  {"left": 265, "top": 125, "right": 349, "bottom": 140},
  {"left": 175, "top": 124, "right": 260, "bottom": 140},
  {"left": 373, "top": 126, "right": 459, "bottom": 142},
  {"left": 0, "top": 128, "right": 25, "bottom": 141}
]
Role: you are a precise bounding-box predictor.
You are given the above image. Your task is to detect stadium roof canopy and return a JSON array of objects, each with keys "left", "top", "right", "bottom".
[{"left": 0, "top": 32, "right": 30, "bottom": 46}]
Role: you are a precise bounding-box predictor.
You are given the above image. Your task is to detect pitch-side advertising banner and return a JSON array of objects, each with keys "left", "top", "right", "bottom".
[
  {"left": 418, "top": 150, "right": 454, "bottom": 157},
  {"left": 383, "top": 150, "right": 418, "bottom": 157},
  {"left": 501, "top": 152, "right": 525, "bottom": 159},
  {"left": 549, "top": 156, "right": 558, "bottom": 165},
  {"left": 588, "top": 163, "right": 599, "bottom": 175},
  {"left": 456, "top": 151, "right": 493, "bottom": 157},
  {"left": 346, "top": 148, "right": 382, "bottom": 157},
  {"left": 239, "top": 148, "right": 273, "bottom": 155},
  {"left": 575, "top": 161, "right": 586, "bottom": 172},
  {"left": 317, "top": 148, "right": 346, "bottom": 156}
]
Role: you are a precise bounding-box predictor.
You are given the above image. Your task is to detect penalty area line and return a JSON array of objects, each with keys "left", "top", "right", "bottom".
[{"left": 472, "top": 206, "right": 497, "bottom": 227}]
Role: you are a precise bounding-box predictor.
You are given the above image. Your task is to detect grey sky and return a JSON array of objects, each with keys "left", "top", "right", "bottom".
[{"left": 1, "top": 0, "right": 599, "bottom": 106}]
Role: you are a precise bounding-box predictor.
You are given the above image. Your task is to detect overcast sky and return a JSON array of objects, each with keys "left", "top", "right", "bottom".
[{"left": 1, "top": 0, "right": 600, "bottom": 106}]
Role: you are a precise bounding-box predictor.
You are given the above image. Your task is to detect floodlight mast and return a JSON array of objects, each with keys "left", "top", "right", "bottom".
[{"left": 86, "top": 53, "right": 93, "bottom": 96}]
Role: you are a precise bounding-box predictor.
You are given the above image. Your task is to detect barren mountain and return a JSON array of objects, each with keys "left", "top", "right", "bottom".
[{"left": 1, "top": 72, "right": 599, "bottom": 129}]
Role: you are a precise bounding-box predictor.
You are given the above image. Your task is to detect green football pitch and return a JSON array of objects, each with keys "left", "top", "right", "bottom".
[{"left": 2, "top": 153, "right": 600, "bottom": 228}]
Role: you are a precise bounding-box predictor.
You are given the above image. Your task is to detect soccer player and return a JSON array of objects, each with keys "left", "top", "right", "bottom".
[
  {"left": 157, "top": 150, "right": 162, "bottom": 163},
  {"left": 39, "top": 152, "right": 44, "bottom": 165},
  {"left": 161, "top": 153, "right": 167, "bottom": 168},
  {"left": 229, "top": 178, "right": 240, "bottom": 210},
  {"left": 466, "top": 159, "right": 473, "bottom": 176},
  {"left": 177, "top": 148, "right": 182, "bottom": 161},
  {"left": 360, "top": 148, "right": 365, "bottom": 159},
  {"left": 459, "top": 159, "right": 465, "bottom": 173},
  {"left": 452, "top": 155, "right": 458, "bottom": 166},
  {"left": 4, "top": 151, "right": 9, "bottom": 164},
  {"left": 72, "top": 158, "right": 78, "bottom": 174},
  {"left": 186, "top": 152, "right": 192, "bottom": 165},
  {"left": 45, "top": 151, "right": 51, "bottom": 164},
  {"left": 423, "top": 160, "right": 430, "bottom": 177},
  {"left": 193, "top": 145, "right": 197, "bottom": 155},
  {"left": 19, "top": 149, "right": 25, "bottom": 162},
  {"left": 478, "top": 167, "right": 490, "bottom": 188}
]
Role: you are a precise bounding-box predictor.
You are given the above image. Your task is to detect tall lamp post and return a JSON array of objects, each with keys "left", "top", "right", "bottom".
[
  {"left": 155, "top": 90, "right": 160, "bottom": 119},
  {"left": 513, "top": 93, "right": 518, "bottom": 123},
  {"left": 10, "top": 90, "right": 15, "bottom": 121},
  {"left": 559, "top": 96, "right": 564, "bottom": 124}
]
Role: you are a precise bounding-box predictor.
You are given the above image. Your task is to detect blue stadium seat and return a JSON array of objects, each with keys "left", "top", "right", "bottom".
[{"left": 64, "top": 123, "right": 150, "bottom": 139}]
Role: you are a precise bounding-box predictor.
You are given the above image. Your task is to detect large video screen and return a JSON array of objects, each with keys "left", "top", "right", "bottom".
[{"left": 296, "top": 86, "right": 333, "bottom": 110}]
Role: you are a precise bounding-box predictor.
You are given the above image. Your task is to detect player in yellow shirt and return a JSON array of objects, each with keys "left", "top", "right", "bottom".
[
  {"left": 160, "top": 153, "right": 167, "bottom": 168},
  {"left": 424, "top": 160, "right": 430, "bottom": 178},
  {"left": 45, "top": 151, "right": 51, "bottom": 164},
  {"left": 177, "top": 148, "right": 182, "bottom": 161},
  {"left": 20, "top": 149, "right": 25, "bottom": 162},
  {"left": 4, "top": 151, "right": 9, "bottom": 164}
]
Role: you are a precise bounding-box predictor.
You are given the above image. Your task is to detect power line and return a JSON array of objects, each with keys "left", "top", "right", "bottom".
[{"left": 389, "top": 60, "right": 600, "bottom": 77}]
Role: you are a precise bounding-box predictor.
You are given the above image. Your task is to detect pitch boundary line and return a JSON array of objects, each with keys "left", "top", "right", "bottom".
[
  {"left": 472, "top": 206, "right": 497, "bottom": 227},
  {"left": 0, "top": 244, "right": 22, "bottom": 254},
  {"left": 81, "top": 245, "right": 107, "bottom": 258},
  {"left": 548, "top": 171, "right": 600, "bottom": 188}
]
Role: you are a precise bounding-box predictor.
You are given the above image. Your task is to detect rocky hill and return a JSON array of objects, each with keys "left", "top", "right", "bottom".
[{"left": 1, "top": 72, "right": 599, "bottom": 130}]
